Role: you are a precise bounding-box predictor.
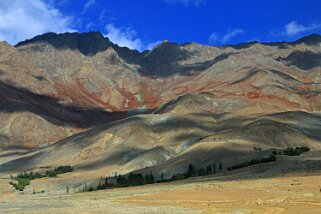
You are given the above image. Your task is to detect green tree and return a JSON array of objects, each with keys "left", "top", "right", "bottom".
[
  {"left": 206, "top": 164, "right": 212, "bottom": 175},
  {"left": 219, "top": 162, "right": 223, "bottom": 170},
  {"left": 197, "top": 168, "right": 206, "bottom": 176},
  {"left": 145, "top": 171, "right": 155, "bottom": 184},
  {"left": 105, "top": 176, "right": 108, "bottom": 187},
  {"left": 186, "top": 163, "right": 195, "bottom": 178}
]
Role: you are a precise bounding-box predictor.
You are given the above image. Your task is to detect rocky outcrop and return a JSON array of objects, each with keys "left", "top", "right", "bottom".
[{"left": 16, "top": 32, "right": 112, "bottom": 56}]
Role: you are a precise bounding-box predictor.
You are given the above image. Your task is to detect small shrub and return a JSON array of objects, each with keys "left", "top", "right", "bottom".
[
  {"left": 11, "top": 178, "right": 30, "bottom": 191},
  {"left": 55, "top": 165, "right": 73, "bottom": 174},
  {"left": 46, "top": 170, "right": 58, "bottom": 177}
]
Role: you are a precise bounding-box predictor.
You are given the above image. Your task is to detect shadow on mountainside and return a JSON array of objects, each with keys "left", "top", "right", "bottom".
[
  {"left": 139, "top": 41, "right": 237, "bottom": 77},
  {"left": 0, "top": 80, "right": 146, "bottom": 128},
  {"left": 2, "top": 111, "right": 321, "bottom": 173},
  {"left": 278, "top": 51, "right": 321, "bottom": 70}
]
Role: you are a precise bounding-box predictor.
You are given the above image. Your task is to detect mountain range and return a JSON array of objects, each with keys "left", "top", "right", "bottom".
[{"left": 0, "top": 32, "right": 321, "bottom": 182}]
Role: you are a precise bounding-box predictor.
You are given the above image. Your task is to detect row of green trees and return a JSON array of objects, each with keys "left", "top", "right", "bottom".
[
  {"left": 9, "top": 165, "right": 73, "bottom": 191},
  {"left": 83, "top": 162, "right": 225, "bottom": 192},
  {"left": 161, "top": 163, "right": 222, "bottom": 183},
  {"left": 227, "top": 146, "right": 310, "bottom": 171},
  {"left": 82, "top": 146, "right": 312, "bottom": 192},
  {"left": 90, "top": 153, "right": 280, "bottom": 191},
  {"left": 185, "top": 162, "right": 222, "bottom": 178},
  {"left": 153, "top": 162, "right": 223, "bottom": 184},
  {"left": 12, "top": 165, "right": 73, "bottom": 180},
  {"left": 227, "top": 155, "right": 276, "bottom": 171},
  {"left": 94, "top": 171, "right": 155, "bottom": 190},
  {"left": 46, "top": 165, "right": 73, "bottom": 177},
  {"left": 272, "top": 146, "right": 310, "bottom": 156}
]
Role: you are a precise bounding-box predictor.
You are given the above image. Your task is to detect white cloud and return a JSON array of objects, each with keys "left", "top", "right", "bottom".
[
  {"left": 147, "top": 40, "right": 163, "bottom": 50},
  {"left": 270, "top": 21, "right": 321, "bottom": 37},
  {"left": 165, "top": 0, "right": 205, "bottom": 6},
  {"left": 221, "top": 29, "right": 244, "bottom": 43},
  {"left": 82, "top": 0, "right": 96, "bottom": 14},
  {"left": 104, "top": 23, "right": 163, "bottom": 51},
  {"left": 85, "top": 22, "right": 95, "bottom": 30},
  {"left": 105, "top": 23, "right": 143, "bottom": 51},
  {"left": 247, "top": 38, "right": 261, "bottom": 43},
  {"left": 0, "top": 0, "right": 75, "bottom": 45},
  {"left": 285, "top": 22, "right": 306, "bottom": 36},
  {"left": 99, "top": 9, "right": 107, "bottom": 22},
  {"left": 208, "top": 33, "right": 219, "bottom": 44},
  {"left": 285, "top": 21, "right": 321, "bottom": 36},
  {"left": 208, "top": 28, "right": 245, "bottom": 45}
]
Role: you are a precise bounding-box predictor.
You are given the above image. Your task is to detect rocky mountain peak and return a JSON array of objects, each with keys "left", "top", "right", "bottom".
[
  {"left": 15, "top": 31, "right": 112, "bottom": 56},
  {"left": 145, "top": 41, "right": 188, "bottom": 63}
]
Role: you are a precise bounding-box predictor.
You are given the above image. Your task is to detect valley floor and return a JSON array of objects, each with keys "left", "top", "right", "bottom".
[{"left": 1, "top": 173, "right": 321, "bottom": 213}]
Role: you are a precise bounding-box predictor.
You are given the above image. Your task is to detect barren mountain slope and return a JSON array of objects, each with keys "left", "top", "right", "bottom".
[
  {"left": 1, "top": 108, "right": 321, "bottom": 177},
  {"left": 0, "top": 33, "right": 321, "bottom": 149}
]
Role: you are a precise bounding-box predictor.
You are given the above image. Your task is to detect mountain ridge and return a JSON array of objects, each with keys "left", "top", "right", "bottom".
[{"left": 14, "top": 31, "right": 321, "bottom": 53}]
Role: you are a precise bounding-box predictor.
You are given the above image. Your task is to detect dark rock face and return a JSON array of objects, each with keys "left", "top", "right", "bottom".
[
  {"left": 225, "top": 41, "right": 259, "bottom": 50},
  {"left": 16, "top": 32, "right": 112, "bottom": 56},
  {"left": 294, "top": 34, "right": 321, "bottom": 46},
  {"left": 257, "top": 34, "right": 321, "bottom": 49},
  {"left": 142, "top": 42, "right": 191, "bottom": 76},
  {"left": 279, "top": 51, "right": 321, "bottom": 70}
]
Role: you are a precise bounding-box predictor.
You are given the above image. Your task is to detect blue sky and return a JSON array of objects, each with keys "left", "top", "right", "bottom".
[{"left": 0, "top": 0, "right": 321, "bottom": 51}]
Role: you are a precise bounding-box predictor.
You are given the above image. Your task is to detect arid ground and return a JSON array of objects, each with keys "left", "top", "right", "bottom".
[
  {"left": 1, "top": 174, "right": 321, "bottom": 213},
  {"left": 1, "top": 153, "right": 321, "bottom": 214}
]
